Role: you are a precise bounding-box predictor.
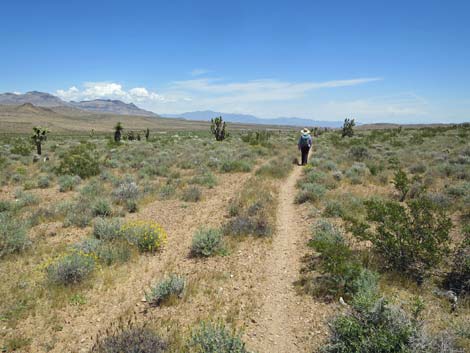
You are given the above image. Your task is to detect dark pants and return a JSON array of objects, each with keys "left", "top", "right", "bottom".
[{"left": 300, "top": 146, "right": 310, "bottom": 165}]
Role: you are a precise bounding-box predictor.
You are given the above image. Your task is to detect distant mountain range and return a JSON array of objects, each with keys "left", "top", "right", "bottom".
[
  {"left": 0, "top": 91, "right": 345, "bottom": 127},
  {"left": 0, "top": 91, "right": 158, "bottom": 117},
  {"left": 165, "top": 110, "right": 344, "bottom": 127}
]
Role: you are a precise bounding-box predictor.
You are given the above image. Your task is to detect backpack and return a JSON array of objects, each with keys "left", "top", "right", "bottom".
[{"left": 299, "top": 134, "right": 310, "bottom": 148}]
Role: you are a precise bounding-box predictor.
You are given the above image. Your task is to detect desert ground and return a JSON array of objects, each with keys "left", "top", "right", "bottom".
[{"left": 1, "top": 122, "right": 469, "bottom": 352}]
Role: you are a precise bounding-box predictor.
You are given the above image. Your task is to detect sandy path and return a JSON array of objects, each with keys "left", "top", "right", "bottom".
[{"left": 246, "top": 165, "right": 331, "bottom": 353}]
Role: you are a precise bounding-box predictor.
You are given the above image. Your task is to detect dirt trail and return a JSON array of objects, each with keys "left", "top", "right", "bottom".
[{"left": 248, "top": 165, "right": 320, "bottom": 353}]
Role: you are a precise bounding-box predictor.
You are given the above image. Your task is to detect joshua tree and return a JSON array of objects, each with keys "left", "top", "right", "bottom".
[
  {"left": 210, "top": 116, "right": 227, "bottom": 141},
  {"left": 341, "top": 118, "right": 355, "bottom": 138},
  {"left": 114, "top": 122, "right": 123, "bottom": 142},
  {"left": 145, "top": 128, "right": 150, "bottom": 141},
  {"left": 31, "top": 126, "right": 49, "bottom": 155}
]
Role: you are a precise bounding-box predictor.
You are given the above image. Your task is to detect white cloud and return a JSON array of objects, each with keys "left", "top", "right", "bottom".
[
  {"left": 56, "top": 82, "right": 168, "bottom": 103},
  {"left": 190, "top": 68, "right": 210, "bottom": 76}
]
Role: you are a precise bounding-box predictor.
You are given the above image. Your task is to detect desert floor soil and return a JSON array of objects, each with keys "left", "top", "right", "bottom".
[{"left": 246, "top": 165, "right": 331, "bottom": 353}]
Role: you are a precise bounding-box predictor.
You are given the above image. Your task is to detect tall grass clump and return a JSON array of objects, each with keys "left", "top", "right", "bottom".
[{"left": 58, "top": 175, "right": 81, "bottom": 192}]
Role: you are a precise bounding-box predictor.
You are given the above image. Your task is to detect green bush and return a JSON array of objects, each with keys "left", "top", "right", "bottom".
[
  {"left": 145, "top": 274, "right": 186, "bottom": 306},
  {"left": 191, "top": 228, "right": 225, "bottom": 257},
  {"left": 58, "top": 175, "right": 81, "bottom": 192},
  {"left": 348, "top": 197, "right": 452, "bottom": 281},
  {"left": 322, "top": 200, "right": 344, "bottom": 217},
  {"left": 46, "top": 252, "right": 95, "bottom": 285},
  {"left": 56, "top": 144, "right": 100, "bottom": 179},
  {"left": 95, "top": 241, "right": 131, "bottom": 266},
  {"left": 188, "top": 321, "right": 250, "bottom": 353},
  {"left": 92, "top": 217, "right": 122, "bottom": 241},
  {"left": 190, "top": 172, "right": 217, "bottom": 188},
  {"left": 295, "top": 183, "right": 326, "bottom": 204},
  {"left": 92, "top": 199, "right": 112, "bottom": 217},
  {"left": 0, "top": 214, "right": 30, "bottom": 257},
  {"left": 392, "top": 169, "right": 410, "bottom": 201},
  {"left": 10, "top": 138, "right": 32, "bottom": 156},
  {"left": 444, "top": 236, "right": 470, "bottom": 295},
  {"left": 321, "top": 298, "right": 417, "bottom": 353},
  {"left": 63, "top": 198, "right": 93, "bottom": 228},
  {"left": 220, "top": 160, "right": 252, "bottom": 173},
  {"left": 37, "top": 175, "right": 51, "bottom": 189},
  {"left": 308, "top": 220, "right": 363, "bottom": 299},
  {"left": 348, "top": 145, "right": 370, "bottom": 161}
]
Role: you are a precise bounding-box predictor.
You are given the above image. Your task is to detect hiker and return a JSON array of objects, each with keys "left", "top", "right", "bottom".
[{"left": 298, "top": 128, "right": 312, "bottom": 165}]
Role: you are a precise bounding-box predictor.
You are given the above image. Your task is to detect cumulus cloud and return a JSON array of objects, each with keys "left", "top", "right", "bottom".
[{"left": 56, "top": 82, "right": 167, "bottom": 103}]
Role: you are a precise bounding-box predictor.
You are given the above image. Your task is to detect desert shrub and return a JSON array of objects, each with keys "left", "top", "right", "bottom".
[
  {"left": 332, "top": 170, "right": 343, "bottom": 181},
  {"left": 223, "top": 216, "right": 271, "bottom": 237},
  {"left": 392, "top": 169, "right": 410, "bottom": 201},
  {"left": 10, "top": 138, "right": 32, "bottom": 156},
  {"left": 15, "top": 191, "right": 39, "bottom": 208},
  {"left": 446, "top": 182, "right": 470, "bottom": 198},
  {"left": 63, "top": 198, "right": 93, "bottom": 228},
  {"left": 409, "top": 163, "right": 427, "bottom": 174},
  {"left": 181, "top": 186, "right": 202, "bottom": 202},
  {"left": 191, "top": 228, "right": 225, "bottom": 257},
  {"left": 71, "top": 238, "right": 102, "bottom": 255},
  {"left": 424, "top": 192, "right": 452, "bottom": 209},
  {"left": 91, "top": 323, "right": 167, "bottom": 353},
  {"left": 188, "top": 321, "right": 250, "bottom": 353},
  {"left": 46, "top": 251, "right": 95, "bottom": 285},
  {"left": 0, "top": 200, "right": 12, "bottom": 213},
  {"left": 411, "top": 329, "right": 465, "bottom": 353},
  {"left": 255, "top": 156, "right": 292, "bottom": 179},
  {"left": 348, "top": 197, "right": 452, "bottom": 281},
  {"left": 321, "top": 297, "right": 417, "bottom": 353},
  {"left": 345, "top": 162, "right": 368, "bottom": 184},
  {"left": 96, "top": 241, "right": 132, "bottom": 265},
  {"left": 220, "top": 160, "right": 252, "bottom": 173},
  {"left": 158, "top": 184, "right": 176, "bottom": 200},
  {"left": 58, "top": 175, "right": 81, "bottom": 192},
  {"left": 308, "top": 220, "right": 363, "bottom": 299},
  {"left": 0, "top": 214, "right": 30, "bottom": 257},
  {"left": 121, "top": 220, "right": 167, "bottom": 252},
  {"left": 93, "top": 217, "right": 122, "bottom": 241},
  {"left": 295, "top": 183, "right": 326, "bottom": 204},
  {"left": 92, "top": 199, "right": 112, "bottom": 217},
  {"left": 190, "top": 172, "right": 217, "bottom": 188},
  {"left": 348, "top": 145, "right": 370, "bottom": 161},
  {"left": 37, "top": 175, "right": 51, "bottom": 189},
  {"left": 56, "top": 144, "right": 100, "bottom": 178},
  {"left": 23, "top": 180, "right": 36, "bottom": 190},
  {"left": 443, "top": 236, "right": 470, "bottom": 295},
  {"left": 322, "top": 200, "right": 344, "bottom": 218},
  {"left": 112, "top": 180, "right": 139, "bottom": 203},
  {"left": 145, "top": 274, "right": 186, "bottom": 306}
]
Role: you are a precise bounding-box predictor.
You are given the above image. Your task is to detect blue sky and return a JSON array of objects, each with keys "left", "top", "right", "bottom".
[{"left": 1, "top": 0, "right": 469, "bottom": 123}]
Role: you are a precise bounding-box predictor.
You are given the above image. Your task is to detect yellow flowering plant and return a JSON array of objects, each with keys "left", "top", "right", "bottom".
[{"left": 121, "top": 220, "right": 167, "bottom": 253}]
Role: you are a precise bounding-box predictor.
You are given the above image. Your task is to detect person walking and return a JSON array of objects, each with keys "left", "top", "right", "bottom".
[{"left": 298, "top": 128, "right": 312, "bottom": 165}]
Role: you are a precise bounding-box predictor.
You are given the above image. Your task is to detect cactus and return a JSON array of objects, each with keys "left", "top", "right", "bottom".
[
  {"left": 31, "top": 126, "right": 49, "bottom": 155},
  {"left": 114, "top": 122, "right": 123, "bottom": 142},
  {"left": 210, "top": 116, "right": 228, "bottom": 141},
  {"left": 145, "top": 128, "right": 150, "bottom": 141},
  {"left": 341, "top": 118, "right": 355, "bottom": 138}
]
